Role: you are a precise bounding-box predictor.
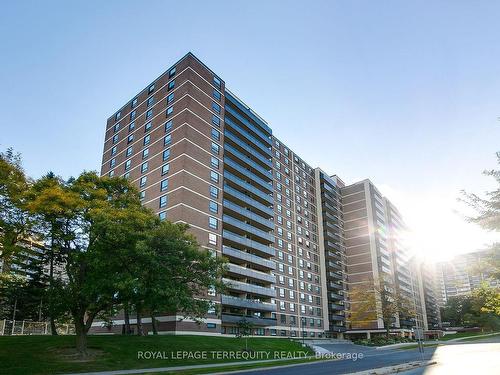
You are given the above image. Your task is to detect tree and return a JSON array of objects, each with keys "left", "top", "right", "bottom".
[
  {"left": 28, "top": 171, "right": 155, "bottom": 356},
  {"left": 0, "top": 149, "right": 34, "bottom": 276},
  {"left": 347, "top": 279, "right": 415, "bottom": 338},
  {"left": 236, "top": 318, "right": 254, "bottom": 352},
  {"left": 134, "top": 221, "right": 227, "bottom": 335},
  {"left": 440, "top": 294, "right": 473, "bottom": 326}
]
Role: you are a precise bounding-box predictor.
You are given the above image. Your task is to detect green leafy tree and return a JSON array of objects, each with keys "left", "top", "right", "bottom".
[
  {"left": 135, "top": 221, "right": 227, "bottom": 335},
  {"left": 28, "top": 171, "right": 155, "bottom": 356},
  {"left": 441, "top": 295, "right": 473, "bottom": 326},
  {"left": 0, "top": 149, "right": 34, "bottom": 275}
]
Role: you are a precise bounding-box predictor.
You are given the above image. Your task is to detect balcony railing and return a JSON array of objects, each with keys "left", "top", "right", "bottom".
[
  {"left": 223, "top": 130, "right": 272, "bottom": 168},
  {"left": 222, "top": 278, "right": 276, "bottom": 297},
  {"left": 223, "top": 215, "right": 274, "bottom": 244},
  {"left": 224, "top": 143, "right": 273, "bottom": 180},
  {"left": 221, "top": 295, "right": 276, "bottom": 312},
  {"left": 221, "top": 313, "right": 276, "bottom": 327},
  {"left": 222, "top": 246, "right": 275, "bottom": 270},
  {"left": 224, "top": 105, "right": 272, "bottom": 147},
  {"left": 224, "top": 117, "right": 271, "bottom": 157},
  {"left": 223, "top": 185, "right": 274, "bottom": 218},
  {"left": 223, "top": 171, "right": 273, "bottom": 205},
  {"left": 223, "top": 158, "right": 273, "bottom": 194},
  {"left": 222, "top": 230, "right": 275, "bottom": 257},
  {"left": 222, "top": 200, "right": 274, "bottom": 231},
  {"left": 227, "top": 263, "right": 276, "bottom": 283}
]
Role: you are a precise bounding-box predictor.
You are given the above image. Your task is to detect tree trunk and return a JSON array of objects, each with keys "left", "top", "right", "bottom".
[
  {"left": 75, "top": 317, "right": 88, "bottom": 358},
  {"left": 124, "top": 304, "right": 131, "bottom": 335},
  {"left": 151, "top": 314, "right": 158, "bottom": 335},
  {"left": 48, "top": 229, "right": 58, "bottom": 336},
  {"left": 50, "top": 317, "right": 58, "bottom": 336},
  {"left": 136, "top": 310, "right": 143, "bottom": 336}
]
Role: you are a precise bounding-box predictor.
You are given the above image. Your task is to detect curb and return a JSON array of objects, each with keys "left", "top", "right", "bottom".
[{"left": 341, "top": 360, "right": 437, "bottom": 375}]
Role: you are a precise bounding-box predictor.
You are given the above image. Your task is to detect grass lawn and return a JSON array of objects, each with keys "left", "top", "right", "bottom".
[
  {"left": 439, "top": 331, "right": 499, "bottom": 341},
  {"left": 457, "top": 333, "right": 500, "bottom": 342},
  {"left": 397, "top": 343, "right": 441, "bottom": 350},
  {"left": 0, "top": 335, "right": 314, "bottom": 375}
]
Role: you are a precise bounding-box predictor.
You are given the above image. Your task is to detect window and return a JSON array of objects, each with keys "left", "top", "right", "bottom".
[
  {"left": 111, "top": 146, "right": 117, "bottom": 156},
  {"left": 109, "top": 158, "right": 116, "bottom": 168},
  {"left": 211, "top": 129, "right": 220, "bottom": 141},
  {"left": 160, "top": 179, "right": 168, "bottom": 191},
  {"left": 208, "top": 233, "right": 217, "bottom": 246},
  {"left": 164, "top": 134, "right": 172, "bottom": 146},
  {"left": 213, "top": 76, "right": 221, "bottom": 89},
  {"left": 165, "top": 120, "right": 173, "bottom": 132},
  {"left": 139, "top": 176, "right": 147, "bottom": 187},
  {"left": 210, "top": 186, "right": 219, "bottom": 199},
  {"left": 167, "top": 93, "right": 174, "bottom": 104},
  {"left": 148, "top": 84, "right": 155, "bottom": 94},
  {"left": 213, "top": 89, "right": 221, "bottom": 101},
  {"left": 129, "top": 121, "right": 135, "bottom": 132},
  {"left": 126, "top": 146, "right": 133, "bottom": 157},
  {"left": 142, "top": 148, "right": 149, "bottom": 159},
  {"left": 212, "top": 114, "right": 220, "bottom": 127},
  {"left": 124, "top": 172, "right": 130, "bottom": 179},
  {"left": 206, "top": 323, "right": 216, "bottom": 329},
  {"left": 143, "top": 122, "right": 152, "bottom": 133},
  {"left": 141, "top": 162, "right": 148, "bottom": 173},
  {"left": 209, "top": 201, "right": 218, "bottom": 213},
  {"left": 145, "top": 109, "right": 153, "bottom": 120},
  {"left": 143, "top": 135, "right": 150, "bottom": 146},
  {"left": 159, "top": 211, "right": 167, "bottom": 221},
  {"left": 115, "top": 111, "right": 121, "bottom": 121},
  {"left": 209, "top": 217, "right": 218, "bottom": 229},
  {"left": 124, "top": 160, "right": 131, "bottom": 171},
  {"left": 130, "top": 110, "right": 136, "bottom": 120},
  {"left": 210, "top": 171, "right": 219, "bottom": 183},
  {"left": 212, "top": 102, "right": 221, "bottom": 114},
  {"left": 211, "top": 142, "right": 219, "bottom": 154},
  {"left": 114, "top": 123, "right": 120, "bottom": 132},
  {"left": 139, "top": 191, "right": 145, "bottom": 200},
  {"left": 112, "top": 134, "right": 118, "bottom": 144},
  {"left": 147, "top": 97, "right": 154, "bottom": 107},
  {"left": 166, "top": 106, "right": 173, "bottom": 116},
  {"left": 211, "top": 156, "right": 219, "bottom": 169},
  {"left": 127, "top": 134, "right": 134, "bottom": 144},
  {"left": 168, "top": 80, "right": 175, "bottom": 90},
  {"left": 108, "top": 170, "right": 114, "bottom": 177},
  {"left": 161, "top": 163, "right": 170, "bottom": 175},
  {"left": 169, "top": 67, "right": 176, "bottom": 78},
  {"left": 163, "top": 149, "right": 170, "bottom": 161},
  {"left": 159, "top": 195, "right": 167, "bottom": 208},
  {"left": 131, "top": 98, "right": 138, "bottom": 108}
]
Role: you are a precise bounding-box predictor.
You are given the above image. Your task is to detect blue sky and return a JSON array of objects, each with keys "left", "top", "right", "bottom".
[{"left": 1, "top": 0, "right": 499, "bottom": 259}]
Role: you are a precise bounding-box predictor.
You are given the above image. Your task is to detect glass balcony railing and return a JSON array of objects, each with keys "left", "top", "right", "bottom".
[
  {"left": 224, "top": 143, "right": 272, "bottom": 180},
  {"left": 223, "top": 185, "right": 274, "bottom": 218},
  {"left": 224, "top": 158, "right": 273, "bottom": 194},
  {"left": 222, "top": 200, "right": 274, "bottom": 230},
  {"left": 329, "top": 303, "right": 345, "bottom": 310},
  {"left": 224, "top": 117, "right": 271, "bottom": 157},
  {"left": 227, "top": 263, "right": 276, "bottom": 283},
  {"left": 224, "top": 105, "right": 272, "bottom": 147},
  {"left": 223, "top": 215, "right": 274, "bottom": 244},
  {"left": 221, "top": 295, "right": 276, "bottom": 312},
  {"left": 221, "top": 313, "right": 276, "bottom": 327},
  {"left": 224, "top": 130, "right": 272, "bottom": 168},
  {"left": 223, "top": 171, "right": 273, "bottom": 205},
  {"left": 225, "top": 91, "right": 272, "bottom": 135},
  {"left": 222, "top": 246, "right": 275, "bottom": 270},
  {"left": 222, "top": 230, "right": 275, "bottom": 257},
  {"left": 222, "top": 278, "right": 276, "bottom": 297}
]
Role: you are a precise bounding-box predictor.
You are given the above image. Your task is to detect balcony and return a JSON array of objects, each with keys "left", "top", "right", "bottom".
[
  {"left": 329, "top": 303, "right": 345, "bottom": 310},
  {"left": 222, "top": 230, "right": 275, "bottom": 257},
  {"left": 224, "top": 105, "right": 272, "bottom": 147},
  {"left": 223, "top": 171, "right": 273, "bottom": 205},
  {"left": 225, "top": 91, "right": 272, "bottom": 135},
  {"left": 227, "top": 263, "right": 276, "bottom": 283},
  {"left": 221, "top": 313, "right": 276, "bottom": 327},
  {"left": 223, "top": 215, "right": 274, "bottom": 244},
  {"left": 225, "top": 143, "right": 272, "bottom": 181},
  {"left": 221, "top": 295, "right": 276, "bottom": 312},
  {"left": 222, "top": 199, "right": 274, "bottom": 231},
  {"left": 224, "top": 130, "right": 272, "bottom": 169},
  {"left": 224, "top": 117, "right": 271, "bottom": 157},
  {"left": 223, "top": 185, "right": 274, "bottom": 218},
  {"left": 328, "top": 262, "right": 343, "bottom": 271},
  {"left": 329, "top": 282, "right": 343, "bottom": 290},
  {"left": 222, "top": 246, "right": 275, "bottom": 270},
  {"left": 222, "top": 278, "right": 276, "bottom": 297},
  {"left": 224, "top": 158, "right": 273, "bottom": 194},
  {"left": 330, "top": 325, "right": 347, "bottom": 332},
  {"left": 329, "top": 271, "right": 343, "bottom": 280},
  {"left": 330, "top": 292, "right": 343, "bottom": 300},
  {"left": 330, "top": 314, "right": 345, "bottom": 321}
]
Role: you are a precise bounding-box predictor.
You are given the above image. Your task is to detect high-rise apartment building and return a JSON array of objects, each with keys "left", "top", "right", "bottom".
[
  {"left": 98, "top": 52, "right": 437, "bottom": 337},
  {"left": 340, "top": 180, "right": 426, "bottom": 336}
]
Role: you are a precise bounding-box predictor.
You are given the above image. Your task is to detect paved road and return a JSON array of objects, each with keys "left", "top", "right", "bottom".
[
  {"left": 399, "top": 336, "right": 500, "bottom": 375},
  {"left": 228, "top": 343, "right": 435, "bottom": 375}
]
